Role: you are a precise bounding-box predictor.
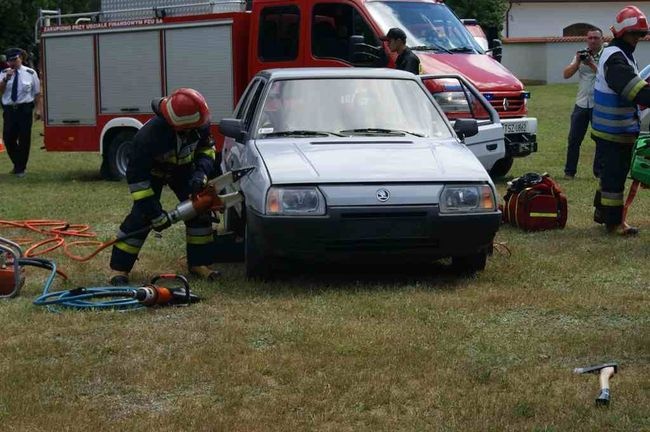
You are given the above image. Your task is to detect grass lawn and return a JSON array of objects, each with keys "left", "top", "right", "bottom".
[{"left": 0, "top": 84, "right": 648, "bottom": 431}]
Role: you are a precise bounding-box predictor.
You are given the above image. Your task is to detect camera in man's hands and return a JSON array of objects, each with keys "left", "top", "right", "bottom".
[{"left": 577, "top": 49, "right": 592, "bottom": 62}]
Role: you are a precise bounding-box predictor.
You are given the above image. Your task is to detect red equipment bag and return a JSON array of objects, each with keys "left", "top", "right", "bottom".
[{"left": 501, "top": 173, "right": 568, "bottom": 231}]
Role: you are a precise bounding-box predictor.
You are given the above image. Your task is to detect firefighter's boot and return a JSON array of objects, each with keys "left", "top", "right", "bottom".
[
  {"left": 606, "top": 222, "right": 639, "bottom": 236},
  {"left": 109, "top": 271, "right": 130, "bottom": 286},
  {"left": 189, "top": 265, "right": 221, "bottom": 281}
]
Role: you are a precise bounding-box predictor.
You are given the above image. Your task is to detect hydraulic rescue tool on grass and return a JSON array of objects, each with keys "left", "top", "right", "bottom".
[
  {"left": 574, "top": 362, "right": 619, "bottom": 406},
  {"left": 34, "top": 274, "right": 200, "bottom": 311}
]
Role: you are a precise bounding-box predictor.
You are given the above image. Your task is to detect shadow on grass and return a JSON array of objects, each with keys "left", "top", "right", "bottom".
[
  {"left": 215, "top": 260, "right": 474, "bottom": 298},
  {"left": 1, "top": 169, "right": 113, "bottom": 183}
]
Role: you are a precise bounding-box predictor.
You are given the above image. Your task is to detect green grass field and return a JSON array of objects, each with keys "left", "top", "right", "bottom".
[{"left": 0, "top": 84, "right": 648, "bottom": 431}]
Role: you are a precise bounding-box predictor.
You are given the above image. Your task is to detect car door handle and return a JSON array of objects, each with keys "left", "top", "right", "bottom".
[{"left": 487, "top": 143, "right": 498, "bottom": 151}]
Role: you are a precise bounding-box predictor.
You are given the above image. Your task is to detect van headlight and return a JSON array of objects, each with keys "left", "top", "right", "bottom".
[
  {"left": 433, "top": 92, "right": 471, "bottom": 113},
  {"left": 266, "top": 186, "right": 326, "bottom": 216},
  {"left": 439, "top": 185, "right": 496, "bottom": 213}
]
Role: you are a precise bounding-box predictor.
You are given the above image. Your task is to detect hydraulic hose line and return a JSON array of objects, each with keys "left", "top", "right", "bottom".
[
  {"left": 33, "top": 274, "right": 199, "bottom": 311},
  {"left": 0, "top": 219, "right": 151, "bottom": 262}
]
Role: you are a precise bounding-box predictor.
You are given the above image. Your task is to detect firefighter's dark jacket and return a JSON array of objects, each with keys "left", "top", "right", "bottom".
[
  {"left": 126, "top": 115, "right": 216, "bottom": 221},
  {"left": 603, "top": 38, "right": 650, "bottom": 107}
]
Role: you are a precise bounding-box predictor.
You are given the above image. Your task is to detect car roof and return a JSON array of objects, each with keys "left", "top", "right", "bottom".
[{"left": 257, "top": 67, "right": 419, "bottom": 81}]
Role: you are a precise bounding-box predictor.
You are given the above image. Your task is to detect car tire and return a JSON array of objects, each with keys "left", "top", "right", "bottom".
[
  {"left": 451, "top": 251, "right": 488, "bottom": 274},
  {"left": 103, "top": 130, "right": 136, "bottom": 180},
  {"left": 490, "top": 155, "right": 514, "bottom": 178},
  {"left": 245, "top": 225, "right": 273, "bottom": 280}
]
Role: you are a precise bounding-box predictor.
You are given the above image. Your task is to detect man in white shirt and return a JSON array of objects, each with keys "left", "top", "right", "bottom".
[
  {"left": 0, "top": 47, "right": 42, "bottom": 177},
  {"left": 563, "top": 28, "right": 604, "bottom": 179}
]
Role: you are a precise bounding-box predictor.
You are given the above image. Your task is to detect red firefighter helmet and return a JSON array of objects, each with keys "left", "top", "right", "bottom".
[
  {"left": 611, "top": 6, "right": 649, "bottom": 38},
  {"left": 159, "top": 88, "right": 210, "bottom": 130}
]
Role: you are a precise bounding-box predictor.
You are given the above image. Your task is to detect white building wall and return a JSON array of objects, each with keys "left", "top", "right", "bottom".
[
  {"left": 503, "top": 41, "right": 650, "bottom": 84},
  {"left": 506, "top": 2, "right": 650, "bottom": 38}
]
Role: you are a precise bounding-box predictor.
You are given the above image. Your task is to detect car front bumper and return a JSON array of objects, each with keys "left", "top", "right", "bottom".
[{"left": 247, "top": 205, "right": 501, "bottom": 263}]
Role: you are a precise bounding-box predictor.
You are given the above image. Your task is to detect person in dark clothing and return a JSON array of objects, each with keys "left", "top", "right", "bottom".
[
  {"left": 381, "top": 27, "right": 420, "bottom": 75},
  {"left": 109, "top": 88, "right": 220, "bottom": 285},
  {"left": 0, "top": 48, "right": 42, "bottom": 177},
  {"left": 591, "top": 5, "right": 650, "bottom": 236}
]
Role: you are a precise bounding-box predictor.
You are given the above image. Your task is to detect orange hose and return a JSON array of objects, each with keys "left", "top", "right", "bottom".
[{"left": 0, "top": 219, "right": 114, "bottom": 262}]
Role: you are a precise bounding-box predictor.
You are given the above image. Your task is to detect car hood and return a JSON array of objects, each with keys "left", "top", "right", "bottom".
[
  {"left": 417, "top": 52, "right": 524, "bottom": 92},
  {"left": 254, "top": 137, "right": 490, "bottom": 184}
]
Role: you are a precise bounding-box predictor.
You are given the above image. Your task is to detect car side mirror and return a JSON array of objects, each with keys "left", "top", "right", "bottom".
[
  {"left": 219, "top": 118, "right": 246, "bottom": 142},
  {"left": 454, "top": 119, "right": 479, "bottom": 140}
]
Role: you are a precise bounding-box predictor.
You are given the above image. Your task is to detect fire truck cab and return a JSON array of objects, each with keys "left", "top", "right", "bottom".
[{"left": 37, "top": 0, "right": 535, "bottom": 179}]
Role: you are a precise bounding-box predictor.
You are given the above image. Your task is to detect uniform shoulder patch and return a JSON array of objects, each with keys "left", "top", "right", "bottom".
[{"left": 25, "top": 69, "right": 35, "bottom": 75}]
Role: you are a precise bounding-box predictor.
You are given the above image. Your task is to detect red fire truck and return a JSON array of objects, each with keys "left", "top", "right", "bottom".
[{"left": 37, "top": 0, "right": 536, "bottom": 179}]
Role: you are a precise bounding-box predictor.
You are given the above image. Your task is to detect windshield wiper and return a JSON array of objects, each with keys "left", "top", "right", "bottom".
[
  {"left": 263, "top": 130, "right": 342, "bottom": 137},
  {"left": 448, "top": 46, "right": 476, "bottom": 53},
  {"left": 411, "top": 44, "right": 452, "bottom": 54},
  {"left": 340, "top": 128, "right": 424, "bottom": 137}
]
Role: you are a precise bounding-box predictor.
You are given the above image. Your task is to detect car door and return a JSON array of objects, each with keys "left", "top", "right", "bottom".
[
  {"left": 420, "top": 74, "right": 505, "bottom": 172},
  {"left": 223, "top": 77, "right": 264, "bottom": 172}
]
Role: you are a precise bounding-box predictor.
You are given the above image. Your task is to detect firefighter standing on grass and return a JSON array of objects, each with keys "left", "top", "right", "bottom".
[
  {"left": 109, "top": 88, "right": 220, "bottom": 286},
  {"left": 592, "top": 6, "right": 650, "bottom": 236}
]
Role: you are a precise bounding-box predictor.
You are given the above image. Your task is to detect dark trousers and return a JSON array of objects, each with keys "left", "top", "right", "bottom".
[
  {"left": 2, "top": 103, "right": 34, "bottom": 174},
  {"left": 593, "top": 138, "right": 633, "bottom": 226},
  {"left": 110, "top": 175, "right": 215, "bottom": 272},
  {"left": 564, "top": 105, "right": 604, "bottom": 177}
]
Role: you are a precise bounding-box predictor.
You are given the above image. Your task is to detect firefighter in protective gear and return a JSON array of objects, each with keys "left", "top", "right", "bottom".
[
  {"left": 109, "top": 88, "right": 220, "bottom": 285},
  {"left": 592, "top": 5, "right": 650, "bottom": 235}
]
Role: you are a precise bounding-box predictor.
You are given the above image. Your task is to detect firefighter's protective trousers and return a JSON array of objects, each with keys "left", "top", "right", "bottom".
[{"left": 593, "top": 138, "right": 633, "bottom": 225}]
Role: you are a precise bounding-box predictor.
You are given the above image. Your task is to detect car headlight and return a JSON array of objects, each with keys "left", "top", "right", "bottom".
[
  {"left": 439, "top": 185, "right": 496, "bottom": 213},
  {"left": 433, "top": 91, "right": 470, "bottom": 113},
  {"left": 266, "top": 186, "right": 326, "bottom": 216}
]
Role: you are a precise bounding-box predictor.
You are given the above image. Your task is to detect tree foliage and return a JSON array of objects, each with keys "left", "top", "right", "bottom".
[
  {"left": 0, "top": 0, "right": 99, "bottom": 54},
  {"left": 446, "top": 0, "right": 509, "bottom": 31}
]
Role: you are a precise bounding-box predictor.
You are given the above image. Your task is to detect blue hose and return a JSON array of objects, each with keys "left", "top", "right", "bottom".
[{"left": 28, "top": 258, "right": 145, "bottom": 311}]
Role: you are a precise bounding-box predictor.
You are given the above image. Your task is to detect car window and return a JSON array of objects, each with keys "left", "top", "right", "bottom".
[
  {"left": 234, "top": 79, "right": 261, "bottom": 119},
  {"left": 254, "top": 78, "right": 452, "bottom": 138},
  {"left": 422, "top": 77, "right": 492, "bottom": 121},
  {"left": 312, "top": 3, "right": 378, "bottom": 65},
  {"left": 243, "top": 80, "right": 266, "bottom": 131},
  {"left": 259, "top": 6, "right": 300, "bottom": 62}
]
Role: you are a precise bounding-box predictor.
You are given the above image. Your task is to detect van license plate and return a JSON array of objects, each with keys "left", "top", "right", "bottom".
[{"left": 503, "top": 122, "right": 528, "bottom": 134}]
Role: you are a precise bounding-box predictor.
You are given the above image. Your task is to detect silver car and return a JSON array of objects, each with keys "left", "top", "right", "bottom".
[{"left": 220, "top": 68, "right": 501, "bottom": 279}]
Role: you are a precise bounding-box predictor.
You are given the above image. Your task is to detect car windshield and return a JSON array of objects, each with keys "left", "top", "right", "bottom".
[
  {"left": 256, "top": 78, "right": 452, "bottom": 139},
  {"left": 366, "top": 2, "right": 484, "bottom": 53}
]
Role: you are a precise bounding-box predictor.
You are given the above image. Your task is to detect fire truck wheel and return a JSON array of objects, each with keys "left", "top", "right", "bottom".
[
  {"left": 489, "top": 156, "right": 514, "bottom": 178},
  {"left": 104, "top": 130, "right": 136, "bottom": 180},
  {"left": 245, "top": 225, "right": 273, "bottom": 280}
]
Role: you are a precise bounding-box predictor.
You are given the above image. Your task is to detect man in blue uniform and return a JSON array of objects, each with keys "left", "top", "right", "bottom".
[{"left": 0, "top": 48, "right": 42, "bottom": 177}]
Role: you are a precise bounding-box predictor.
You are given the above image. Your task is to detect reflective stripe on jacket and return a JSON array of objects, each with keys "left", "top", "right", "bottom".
[{"left": 592, "top": 46, "right": 641, "bottom": 143}]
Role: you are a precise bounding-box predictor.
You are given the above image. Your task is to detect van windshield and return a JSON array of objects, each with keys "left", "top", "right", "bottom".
[
  {"left": 255, "top": 78, "right": 452, "bottom": 139},
  {"left": 366, "top": 2, "right": 484, "bottom": 53}
]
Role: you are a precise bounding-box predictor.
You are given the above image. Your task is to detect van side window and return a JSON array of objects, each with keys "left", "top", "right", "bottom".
[
  {"left": 259, "top": 6, "right": 300, "bottom": 61},
  {"left": 312, "top": 3, "right": 378, "bottom": 65}
]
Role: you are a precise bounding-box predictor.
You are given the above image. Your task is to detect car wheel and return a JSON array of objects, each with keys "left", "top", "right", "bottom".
[
  {"left": 103, "top": 130, "right": 136, "bottom": 180},
  {"left": 245, "top": 225, "right": 273, "bottom": 280},
  {"left": 490, "top": 156, "right": 514, "bottom": 178},
  {"left": 451, "top": 251, "right": 488, "bottom": 274}
]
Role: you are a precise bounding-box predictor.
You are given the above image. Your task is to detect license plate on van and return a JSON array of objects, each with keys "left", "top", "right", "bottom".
[{"left": 503, "top": 121, "right": 528, "bottom": 134}]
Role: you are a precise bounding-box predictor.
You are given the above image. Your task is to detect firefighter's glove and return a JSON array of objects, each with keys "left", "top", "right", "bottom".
[
  {"left": 190, "top": 171, "right": 208, "bottom": 198},
  {"left": 151, "top": 211, "right": 172, "bottom": 232}
]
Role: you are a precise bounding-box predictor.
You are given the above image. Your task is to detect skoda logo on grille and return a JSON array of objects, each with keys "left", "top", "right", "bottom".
[
  {"left": 503, "top": 98, "right": 510, "bottom": 111},
  {"left": 376, "top": 189, "right": 390, "bottom": 202}
]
